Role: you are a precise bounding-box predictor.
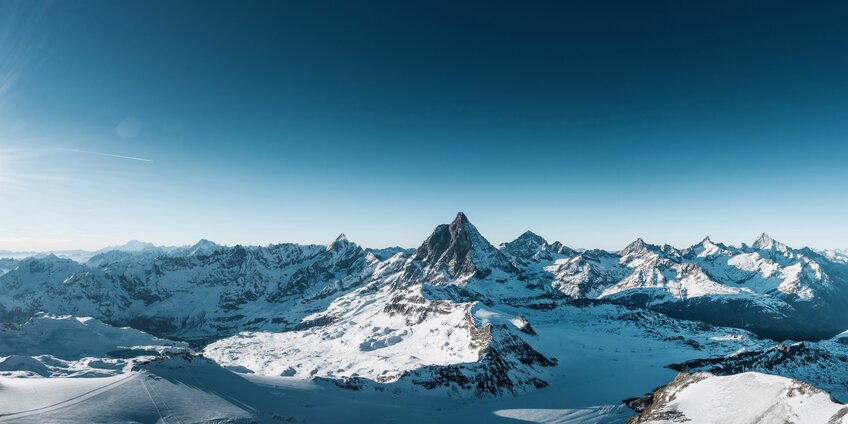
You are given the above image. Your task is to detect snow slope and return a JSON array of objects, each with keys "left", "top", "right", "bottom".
[
  {"left": 668, "top": 330, "right": 848, "bottom": 403},
  {"left": 630, "top": 372, "right": 848, "bottom": 424},
  {"left": 0, "top": 313, "right": 186, "bottom": 378},
  {"left": 0, "top": 352, "right": 634, "bottom": 424}
]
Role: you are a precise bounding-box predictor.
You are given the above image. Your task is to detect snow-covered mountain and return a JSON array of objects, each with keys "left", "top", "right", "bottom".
[
  {"left": 818, "top": 248, "right": 848, "bottom": 264},
  {"left": 543, "top": 234, "right": 848, "bottom": 340},
  {"left": 0, "top": 240, "right": 177, "bottom": 263},
  {"left": 2, "top": 213, "right": 847, "bottom": 343},
  {"left": 2, "top": 213, "right": 848, "bottom": 422},
  {"left": 0, "top": 237, "right": 377, "bottom": 341}
]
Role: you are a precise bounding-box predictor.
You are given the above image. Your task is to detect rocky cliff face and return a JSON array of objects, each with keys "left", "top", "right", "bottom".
[{"left": 403, "top": 212, "right": 518, "bottom": 285}]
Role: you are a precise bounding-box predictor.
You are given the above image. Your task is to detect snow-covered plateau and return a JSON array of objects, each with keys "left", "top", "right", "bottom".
[{"left": 2, "top": 212, "right": 847, "bottom": 423}]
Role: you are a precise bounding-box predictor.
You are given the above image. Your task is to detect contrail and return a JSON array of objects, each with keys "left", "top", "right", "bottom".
[
  {"left": 68, "top": 149, "right": 154, "bottom": 162},
  {"left": 89, "top": 152, "right": 154, "bottom": 162}
]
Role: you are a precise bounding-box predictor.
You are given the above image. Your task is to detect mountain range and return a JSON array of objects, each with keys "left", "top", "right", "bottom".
[{"left": 1, "top": 212, "right": 847, "bottom": 422}]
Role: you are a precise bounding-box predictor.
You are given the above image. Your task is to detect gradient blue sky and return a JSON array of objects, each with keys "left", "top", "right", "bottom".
[{"left": 1, "top": 0, "right": 847, "bottom": 251}]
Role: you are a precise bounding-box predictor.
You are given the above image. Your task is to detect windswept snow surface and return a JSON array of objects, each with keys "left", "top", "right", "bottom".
[
  {"left": 0, "top": 355, "right": 634, "bottom": 424},
  {"left": 631, "top": 372, "right": 848, "bottom": 424},
  {"left": 0, "top": 313, "right": 187, "bottom": 378}
]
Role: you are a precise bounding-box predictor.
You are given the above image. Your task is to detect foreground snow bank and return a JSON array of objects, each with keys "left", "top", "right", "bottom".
[{"left": 630, "top": 371, "right": 848, "bottom": 424}]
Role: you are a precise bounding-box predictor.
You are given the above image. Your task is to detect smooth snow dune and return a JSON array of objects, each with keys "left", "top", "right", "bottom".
[
  {"left": 634, "top": 372, "right": 848, "bottom": 424},
  {"left": 0, "top": 365, "right": 632, "bottom": 424},
  {"left": 0, "top": 374, "right": 131, "bottom": 417},
  {"left": 0, "top": 356, "right": 278, "bottom": 423}
]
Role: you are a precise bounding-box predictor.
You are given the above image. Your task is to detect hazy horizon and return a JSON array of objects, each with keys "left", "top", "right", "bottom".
[{"left": 0, "top": 212, "right": 837, "bottom": 254}]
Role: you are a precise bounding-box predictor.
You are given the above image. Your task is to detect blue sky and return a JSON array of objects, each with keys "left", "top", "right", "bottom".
[{"left": 1, "top": 0, "right": 847, "bottom": 251}]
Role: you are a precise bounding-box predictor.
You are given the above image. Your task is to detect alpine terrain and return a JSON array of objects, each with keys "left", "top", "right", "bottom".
[{"left": 1, "top": 213, "right": 847, "bottom": 423}]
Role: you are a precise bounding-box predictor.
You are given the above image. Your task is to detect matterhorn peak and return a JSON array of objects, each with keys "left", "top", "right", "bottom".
[
  {"left": 452, "top": 211, "right": 470, "bottom": 225},
  {"left": 409, "top": 212, "right": 515, "bottom": 282}
]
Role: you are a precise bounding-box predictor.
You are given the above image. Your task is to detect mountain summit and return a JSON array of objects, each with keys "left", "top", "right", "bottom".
[
  {"left": 409, "top": 212, "right": 516, "bottom": 283},
  {"left": 501, "top": 230, "right": 574, "bottom": 262},
  {"left": 752, "top": 233, "right": 788, "bottom": 252},
  {"left": 620, "top": 238, "right": 652, "bottom": 257},
  {"left": 501, "top": 231, "right": 548, "bottom": 259}
]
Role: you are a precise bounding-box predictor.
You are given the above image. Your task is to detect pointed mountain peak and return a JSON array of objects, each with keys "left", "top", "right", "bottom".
[
  {"left": 504, "top": 230, "right": 548, "bottom": 247},
  {"left": 411, "top": 212, "right": 514, "bottom": 281},
  {"left": 751, "top": 233, "right": 774, "bottom": 249},
  {"left": 753, "top": 233, "right": 773, "bottom": 248},
  {"left": 627, "top": 237, "right": 647, "bottom": 249},
  {"left": 452, "top": 211, "right": 470, "bottom": 225},
  {"left": 549, "top": 241, "right": 577, "bottom": 256},
  {"left": 326, "top": 233, "right": 356, "bottom": 252},
  {"left": 501, "top": 230, "right": 553, "bottom": 261},
  {"left": 752, "top": 233, "right": 788, "bottom": 251},
  {"left": 188, "top": 239, "right": 220, "bottom": 256},
  {"left": 193, "top": 239, "right": 217, "bottom": 247},
  {"left": 446, "top": 212, "right": 485, "bottom": 238},
  {"left": 620, "top": 238, "right": 653, "bottom": 256},
  {"left": 518, "top": 230, "right": 546, "bottom": 243},
  {"left": 685, "top": 236, "right": 726, "bottom": 257}
]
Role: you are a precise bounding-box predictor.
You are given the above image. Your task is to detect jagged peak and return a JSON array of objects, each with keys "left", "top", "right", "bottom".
[
  {"left": 519, "top": 230, "right": 547, "bottom": 242},
  {"left": 410, "top": 212, "right": 512, "bottom": 280},
  {"left": 620, "top": 237, "right": 648, "bottom": 255},
  {"left": 549, "top": 241, "right": 576, "bottom": 256},
  {"left": 187, "top": 239, "right": 220, "bottom": 256},
  {"left": 417, "top": 213, "right": 492, "bottom": 256},
  {"left": 452, "top": 211, "right": 470, "bottom": 225},
  {"left": 326, "top": 233, "right": 356, "bottom": 251},
  {"left": 500, "top": 230, "right": 554, "bottom": 261},
  {"left": 659, "top": 244, "right": 679, "bottom": 255},
  {"left": 449, "top": 212, "right": 487, "bottom": 238},
  {"left": 685, "top": 236, "right": 729, "bottom": 257},
  {"left": 753, "top": 233, "right": 773, "bottom": 248},
  {"left": 752, "top": 233, "right": 788, "bottom": 251}
]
